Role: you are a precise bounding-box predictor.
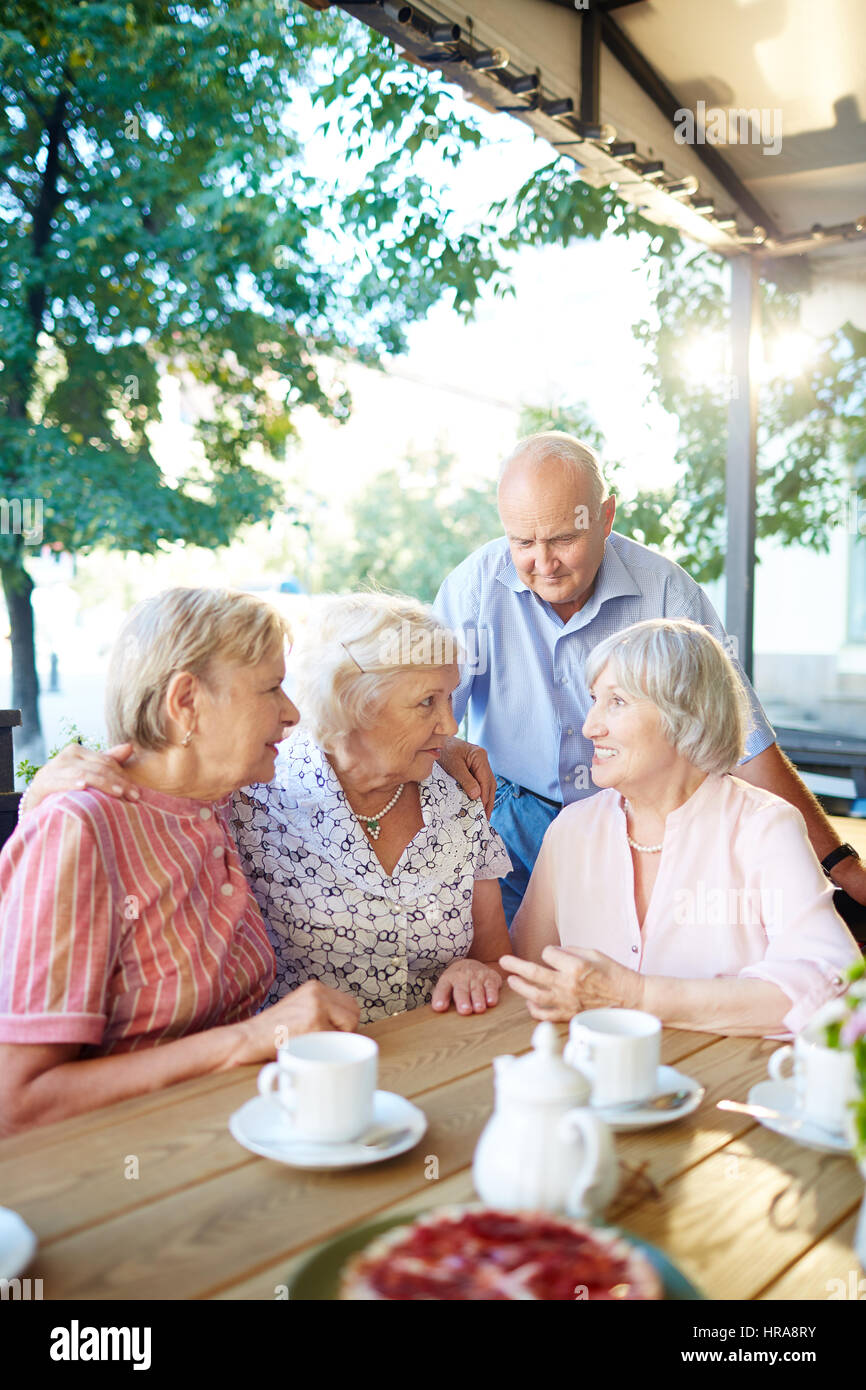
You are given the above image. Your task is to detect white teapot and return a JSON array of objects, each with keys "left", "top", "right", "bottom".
[{"left": 473, "top": 1022, "right": 619, "bottom": 1219}]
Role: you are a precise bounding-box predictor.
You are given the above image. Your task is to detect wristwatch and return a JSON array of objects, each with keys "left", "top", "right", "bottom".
[{"left": 821, "top": 842, "right": 860, "bottom": 879}]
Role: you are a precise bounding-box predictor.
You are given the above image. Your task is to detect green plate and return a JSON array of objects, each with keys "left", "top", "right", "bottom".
[{"left": 288, "top": 1209, "right": 705, "bottom": 1301}]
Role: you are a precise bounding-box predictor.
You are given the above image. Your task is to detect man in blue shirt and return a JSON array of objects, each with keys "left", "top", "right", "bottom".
[{"left": 435, "top": 432, "right": 866, "bottom": 925}]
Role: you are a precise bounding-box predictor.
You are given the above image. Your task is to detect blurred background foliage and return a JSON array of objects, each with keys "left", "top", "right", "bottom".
[{"left": 2, "top": 0, "right": 864, "bottom": 748}]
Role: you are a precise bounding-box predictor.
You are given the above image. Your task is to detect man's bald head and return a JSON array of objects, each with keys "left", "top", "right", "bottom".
[
  {"left": 497, "top": 431, "right": 615, "bottom": 619},
  {"left": 498, "top": 432, "right": 608, "bottom": 520}
]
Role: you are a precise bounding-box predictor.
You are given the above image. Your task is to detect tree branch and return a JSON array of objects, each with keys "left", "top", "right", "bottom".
[{"left": 0, "top": 172, "right": 34, "bottom": 213}]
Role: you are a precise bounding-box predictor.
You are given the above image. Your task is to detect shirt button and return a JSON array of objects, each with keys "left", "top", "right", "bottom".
[
  {"left": 631, "top": 945, "right": 639, "bottom": 953},
  {"left": 199, "top": 807, "right": 212, "bottom": 821},
  {"left": 212, "top": 844, "right": 223, "bottom": 859},
  {"left": 567, "top": 727, "right": 574, "bottom": 736},
  {"left": 220, "top": 882, "right": 234, "bottom": 897},
  {"left": 559, "top": 676, "right": 568, "bottom": 686},
  {"left": 563, "top": 774, "right": 572, "bottom": 783}
]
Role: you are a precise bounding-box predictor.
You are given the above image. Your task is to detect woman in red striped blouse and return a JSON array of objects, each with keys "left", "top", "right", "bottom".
[{"left": 0, "top": 589, "right": 357, "bottom": 1134}]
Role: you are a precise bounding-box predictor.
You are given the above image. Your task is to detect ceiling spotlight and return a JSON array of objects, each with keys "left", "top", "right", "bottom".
[
  {"left": 663, "top": 176, "right": 699, "bottom": 198},
  {"left": 425, "top": 21, "right": 461, "bottom": 43},
  {"left": 610, "top": 141, "right": 636, "bottom": 157},
  {"left": 542, "top": 97, "right": 574, "bottom": 119},
  {"left": 573, "top": 121, "right": 617, "bottom": 143},
  {"left": 712, "top": 215, "right": 739, "bottom": 230},
  {"left": 472, "top": 48, "right": 509, "bottom": 71},
  {"left": 690, "top": 197, "right": 715, "bottom": 214},
  {"left": 508, "top": 73, "right": 539, "bottom": 95},
  {"left": 382, "top": 2, "right": 412, "bottom": 21}
]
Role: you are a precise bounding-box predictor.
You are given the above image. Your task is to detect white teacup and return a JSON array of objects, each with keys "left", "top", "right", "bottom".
[
  {"left": 768, "top": 1024, "right": 856, "bottom": 1136},
  {"left": 565, "top": 1008, "right": 662, "bottom": 1107},
  {"left": 257, "top": 1032, "right": 378, "bottom": 1143}
]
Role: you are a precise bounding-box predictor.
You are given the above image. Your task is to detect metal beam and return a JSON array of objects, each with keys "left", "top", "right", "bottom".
[
  {"left": 585, "top": 6, "right": 781, "bottom": 239},
  {"left": 725, "top": 255, "right": 760, "bottom": 681},
  {"left": 580, "top": 8, "right": 602, "bottom": 126}
]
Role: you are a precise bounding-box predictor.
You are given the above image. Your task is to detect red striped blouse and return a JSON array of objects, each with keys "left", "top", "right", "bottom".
[{"left": 0, "top": 785, "right": 276, "bottom": 1054}]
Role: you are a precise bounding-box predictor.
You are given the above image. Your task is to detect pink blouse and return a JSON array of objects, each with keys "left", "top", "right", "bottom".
[
  {"left": 0, "top": 786, "right": 276, "bottom": 1054},
  {"left": 511, "top": 773, "right": 860, "bottom": 1037}
]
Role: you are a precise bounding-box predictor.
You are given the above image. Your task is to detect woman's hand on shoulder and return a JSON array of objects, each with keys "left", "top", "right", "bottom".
[
  {"left": 21, "top": 742, "right": 139, "bottom": 814},
  {"left": 235, "top": 980, "right": 361, "bottom": 1063},
  {"left": 431, "top": 958, "right": 503, "bottom": 1016},
  {"left": 500, "top": 946, "right": 644, "bottom": 1021}
]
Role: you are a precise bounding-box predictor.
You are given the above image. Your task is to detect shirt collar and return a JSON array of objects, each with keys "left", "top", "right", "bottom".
[
  {"left": 495, "top": 532, "right": 643, "bottom": 614},
  {"left": 274, "top": 729, "right": 345, "bottom": 811},
  {"left": 614, "top": 772, "right": 722, "bottom": 828},
  {"left": 274, "top": 727, "right": 450, "bottom": 828}
]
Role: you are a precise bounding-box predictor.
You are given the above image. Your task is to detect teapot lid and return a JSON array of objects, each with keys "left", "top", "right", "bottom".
[{"left": 497, "top": 1022, "right": 590, "bottom": 1103}]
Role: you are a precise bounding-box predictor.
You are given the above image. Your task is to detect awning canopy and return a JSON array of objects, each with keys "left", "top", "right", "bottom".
[{"left": 338, "top": 0, "right": 866, "bottom": 327}]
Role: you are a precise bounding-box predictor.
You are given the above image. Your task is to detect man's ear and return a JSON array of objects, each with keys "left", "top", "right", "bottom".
[{"left": 602, "top": 494, "right": 616, "bottom": 536}]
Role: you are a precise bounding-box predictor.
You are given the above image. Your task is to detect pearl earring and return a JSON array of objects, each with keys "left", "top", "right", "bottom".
[{"left": 181, "top": 730, "right": 193, "bottom": 747}]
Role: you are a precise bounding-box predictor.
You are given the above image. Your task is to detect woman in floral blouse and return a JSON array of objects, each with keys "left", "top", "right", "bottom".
[
  {"left": 29, "top": 593, "right": 512, "bottom": 1025},
  {"left": 231, "top": 593, "right": 512, "bottom": 1022}
]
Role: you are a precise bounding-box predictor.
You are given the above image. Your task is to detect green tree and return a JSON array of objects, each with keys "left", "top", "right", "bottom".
[
  {"left": 635, "top": 251, "right": 866, "bottom": 581},
  {"left": 501, "top": 156, "right": 866, "bottom": 580},
  {"left": 320, "top": 449, "right": 501, "bottom": 603},
  {"left": 0, "top": 0, "right": 510, "bottom": 751}
]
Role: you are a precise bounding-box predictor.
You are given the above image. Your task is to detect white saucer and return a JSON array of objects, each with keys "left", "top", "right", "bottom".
[
  {"left": 0, "top": 1207, "right": 37, "bottom": 1280},
  {"left": 590, "top": 1065, "right": 705, "bottom": 1131},
  {"left": 229, "top": 1090, "right": 427, "bottom": 1170},
  {"left": 747, "top": 1080, "right": 852, "bottom": 1155}
]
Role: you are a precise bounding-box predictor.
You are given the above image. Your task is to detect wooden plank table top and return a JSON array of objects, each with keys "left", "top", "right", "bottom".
[
  {"left": 0, "top": 989, "right": 863, "bottom": 1302},
  {"left": 828, "top": 815, "right": 866, "bottom": 861}
]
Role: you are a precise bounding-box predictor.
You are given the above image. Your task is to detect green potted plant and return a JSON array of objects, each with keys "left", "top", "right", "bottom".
[{"left": 823, "top": 960, "right": 866, "bottom": 1160}]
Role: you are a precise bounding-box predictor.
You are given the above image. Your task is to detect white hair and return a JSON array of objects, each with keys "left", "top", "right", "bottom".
[
  {"left": 499, "top": 431, "right": 609, "bottom": 518},
  {"left": 584, "top": 618, "right": 751, "bottom": 774},
  {"left": 291, "top": 592, "right": 463, "bottom": 754},
  {"left": 105, "top": 588, "right": 291, "bottom": 750}
]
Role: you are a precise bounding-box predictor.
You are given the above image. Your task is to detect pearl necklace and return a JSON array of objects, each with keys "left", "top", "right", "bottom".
[
  {"left": 353, "top": 783, "right": 405, "bottom": 840},
  {"left": 623, "top": 799, "right": 664, "bottom": 854}
]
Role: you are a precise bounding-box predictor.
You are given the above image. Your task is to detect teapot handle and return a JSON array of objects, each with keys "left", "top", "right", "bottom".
[{"left": 558, "top": 1108, "right": 618, "bottom": 1220}]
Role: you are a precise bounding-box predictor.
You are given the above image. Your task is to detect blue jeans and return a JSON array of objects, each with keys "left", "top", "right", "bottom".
[{"left": 490, "top": 775, "right": 561, "bottom": 931}]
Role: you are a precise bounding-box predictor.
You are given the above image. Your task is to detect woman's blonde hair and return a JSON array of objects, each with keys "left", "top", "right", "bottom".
[
  {"left": 291, "top": 592, "right": 462, "bottom": 754},
  {"left": 584, "top": 618, "right": 751, "bottom": 774},
  {"left": 105, "top": 587, "right": 291, "bottom": 749}
]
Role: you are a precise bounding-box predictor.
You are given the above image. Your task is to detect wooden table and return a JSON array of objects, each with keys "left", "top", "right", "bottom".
[
  {"left": 829, "top": 814, "right": 866, "bottom": 861},
  {"left": 0, "top": 991, "right": 863, "bottom": 1301}
]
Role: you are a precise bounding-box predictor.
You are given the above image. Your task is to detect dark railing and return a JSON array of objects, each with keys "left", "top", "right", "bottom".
[
  {"left": 777, "top": 725, "right": 866, "bottom": 946},
  {"left": 776, "top": 725, "right": 866, "bottom": 807},
  {"left": 0, "top": 709, "right": 22, "bottom": 852}
]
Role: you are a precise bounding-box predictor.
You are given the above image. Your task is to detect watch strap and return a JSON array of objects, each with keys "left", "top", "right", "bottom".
[{"left": 821, "top": 842, "right": 860, "bottom": 878}]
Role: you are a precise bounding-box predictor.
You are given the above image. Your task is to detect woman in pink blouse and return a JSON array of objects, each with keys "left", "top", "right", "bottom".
[
  {"left": 0, "top": 589, "right": 357, "bottom": 1134},
  {"left": 502, "top": 619, "right": 860, "bottom": 1037}
]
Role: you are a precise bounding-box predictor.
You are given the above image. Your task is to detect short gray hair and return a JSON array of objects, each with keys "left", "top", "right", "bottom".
[
  {"left": 499, "top": 431, "right": 609, "bottom": 518},
  {"left": 292, "top": 592, "right": 462, "bottom": 753},
  {"left": 584, "top": 618, "right": 750, "bottom": 774},
  {"left": 106, "top": 588, "right": 291, "bottom": 750}
]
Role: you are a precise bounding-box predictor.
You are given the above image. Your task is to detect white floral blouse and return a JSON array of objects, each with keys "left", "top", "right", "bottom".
[{"left": 230, "top": 730, "right": 513, "bottom": 1023}]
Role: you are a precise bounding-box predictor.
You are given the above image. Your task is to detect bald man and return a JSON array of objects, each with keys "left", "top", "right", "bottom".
[{"left": 435, "top": 432, "right": 866, "bottom": 927}]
